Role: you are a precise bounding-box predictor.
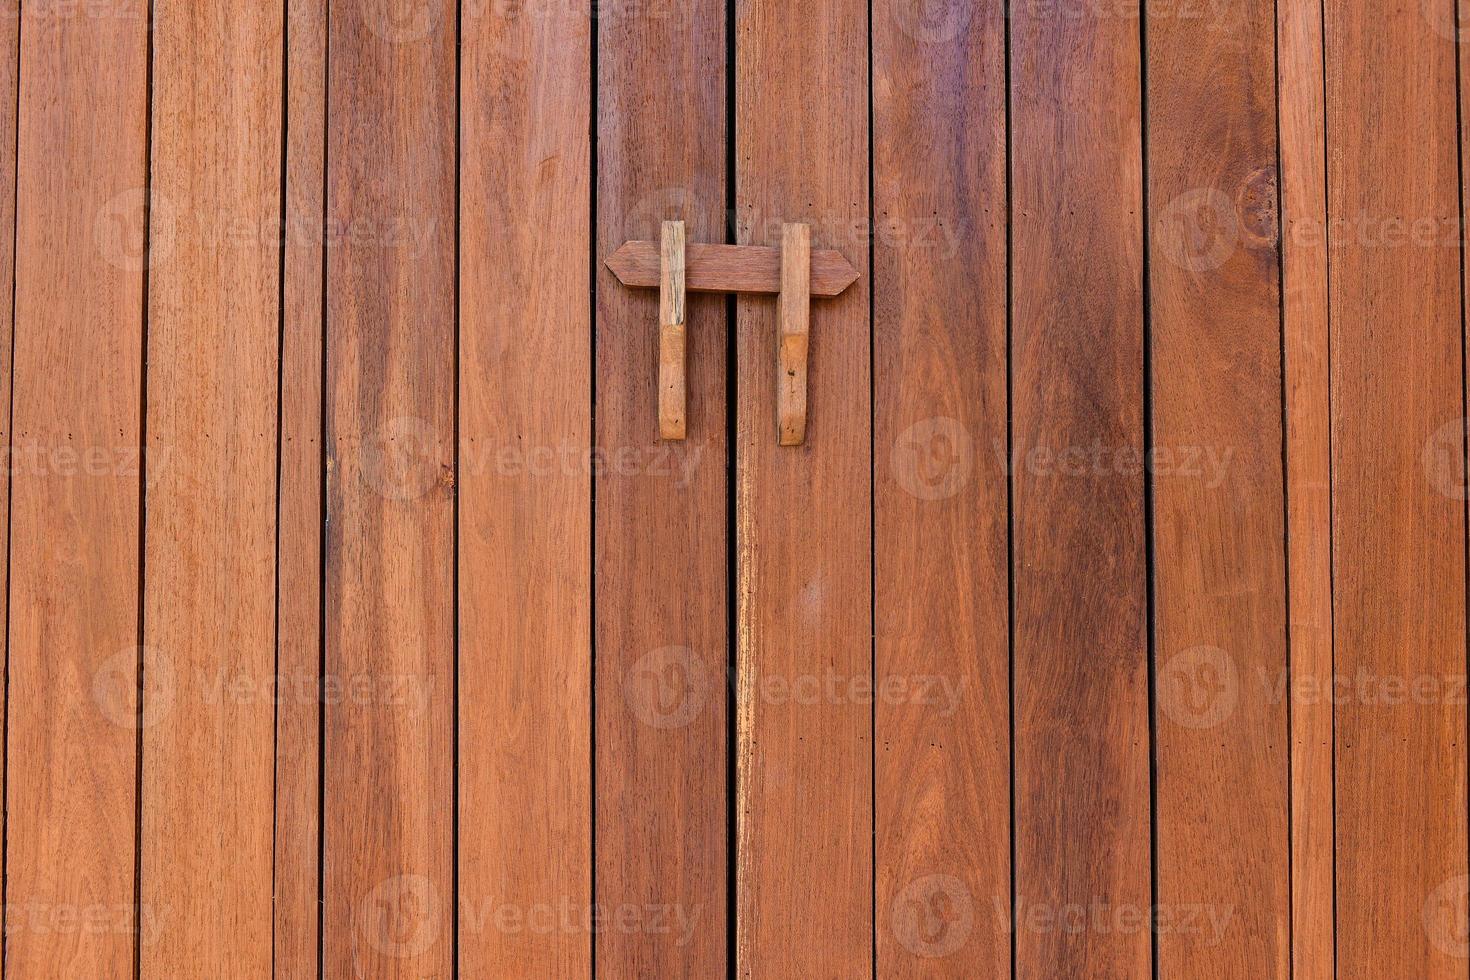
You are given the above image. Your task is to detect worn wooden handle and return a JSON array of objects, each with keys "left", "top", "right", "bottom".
[
  {"left": 659, "top": 220, "right": 687, "bottom": 441},
  {"left": 777, "top": 223, "right": 810, "bottom": 446}
]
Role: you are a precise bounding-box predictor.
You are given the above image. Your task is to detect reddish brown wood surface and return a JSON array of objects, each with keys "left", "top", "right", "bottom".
[
  {"left": 0, "top": 12, "right": 18, "bottom": 970},
  {"left": 1278, "top": 0, "right": 1334, "bottom": 975},
  {"left": 1147, "top": 0, "right": 1289, "bottom": 975},
  {"left": 5, "top": 4, "right": 149, "bottom": 974},
  {"left": 1328, "top": 0, "right": 1469, "bottom": 976},
  {"left": 872, "top": 0, "right": 1009, "bottom": 973},
  {"left": 460, "top": 1, "right": 591, "bottom": 974},
  {"left": 141, "top": 3, "right": 282, "bottom": 972},
  {"left": 595, "top": 0, "right": 728, "bottom": 975},
  {"left": 323, "top": 2, "right": 457, "bottom": 976},
  {"left": 276, "top": 0, "right": 327, "bottom": 974},
  {"left": 1, "top": 6, "right": 1467, "bottom": 977},
  {"left": 1010, "top": 2, "right": 1151, "bottom": 977},
  {"left": 734, "top": 0, "right": 871, "bottom": 972}
]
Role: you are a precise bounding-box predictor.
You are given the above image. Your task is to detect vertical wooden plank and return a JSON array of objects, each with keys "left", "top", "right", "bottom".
[
  {"left": 459, "top": 0, "right": 591, "bottom": 974},
  {"left": 141, "top": 1, "right": 282, "bottom": 973},
  {"left": 0, "top": 9, "right": 19, "bottom": 960},
  {"left": 324, "top": 0, "right": 455, "bottom": 976},
  {"left": 276, "top": 0, "right": 326, "bottom": 974},
  {"left": 734, "top": 0, "right": 870, "bottom": 972},
  {"left": 1279, "top": 0, "right": 1333, "bottom": 974},
  {"left": 5, "top": 2, "right": 148, "bottom": 974},
  {"left": 595, "top": 0, "right": 726, "bottom": 972},
  {"left": 1010, "top": 1, "right": 1149, "bottom": 977},
  {"left": 872, "top": 0, "right": 1009, "bottom": 972},
  {"left": 1147, "top": 0, "right": 1288, "bottom": 976},
  {"left": 1328, "top": 0, "right": 1469, "bottom": 975}
]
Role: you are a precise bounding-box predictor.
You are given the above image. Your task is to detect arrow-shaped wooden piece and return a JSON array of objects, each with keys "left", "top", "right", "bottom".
[{"left": 606, "top": 240, "right": 859, "bottom": 297}]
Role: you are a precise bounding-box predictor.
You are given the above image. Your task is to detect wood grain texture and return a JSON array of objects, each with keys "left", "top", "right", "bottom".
[
  {"left": 5, "top": 3, "right": 148, "bottom": 974},
  {"left": 595, "top": 0, "right": 727, "bottom": 974},
  {"left": 141, "top": 2, "right": 283, "bottom": 973},
  {"left": 0, "top": 10, "right": 18, "bottom": 964},
  {"left": 1278, "top": 0, "right": 1333, "bottom": 975},
  {"left": 872, "top": 0, "right": 1009, "bottom": 971},
  {"left": 606, "top": 240, "right": 858, "bottom": 297},
  {"left": 276, "top": 0, "right": 327, "bottom": 974},
  {"left": 776, "top": 222, "right": 808, "bottom": 447},
  {"left": 324, "top": 2, "right": 456, "bottom": 976},
  {"left": 660, "top": 220, "right": 687, "bottom": 440},
  {"left": 1327, "top": 0, "right": 1469, "bottom": 976},
  {"left": 459, "top": 0, "right": 591, "bottom": 974},
  {"left": 734, "top": 0, "right": 871, "bottom": 971},
  {"left": 1010, "top": 2, "right": 1150, "bottom": 977},
  {"left": 1147, "top": 0, "right": 1289, "bottom": 976}
]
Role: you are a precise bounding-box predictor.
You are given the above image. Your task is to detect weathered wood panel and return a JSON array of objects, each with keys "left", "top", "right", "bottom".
[
  {"left": 1278, "top": 0, "right": 1334, "bottom": 974},
  {"left": 1010, "top": 1, "right": 1150, "bottom": 975},
  {"left": 323, "top": 1, "right": 456, "bottom": 976},
  {"left": 1148, "top": 0, "right": 1289, "bottom": 974},
  {"left": 460, "top": 0, "right": 591, "bottom": 974},
  {"left": 595, "top": 0, "right": 728, "bottom": 973},
  {"left": 1328, "top": 0, "right": 1469, "bottom": 975},
  {"left": 6, "top": 3, "right": 149, "bottom": 974},
  {"left": 734, "top": 0, "right": 872, "bottom": 972},
  {"left": 275, "top": 0, "right": 327, "bottom": 973},
  {"left": 873, "top": 0, "right": 1009, "bottom": 972},
  {"left": 141, "top": 1, "right": 283, "bottom": 973}
]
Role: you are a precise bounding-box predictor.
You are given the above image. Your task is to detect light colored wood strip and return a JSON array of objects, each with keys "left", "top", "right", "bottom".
[
  {"left": 275, "top": 0, "right": 326, "bottom": 974},
  {"left": 1148, "top": 0, "right": 1289, "bottom": 974},
  {"left": 1010, "top": 1, "right": 1150, "bottom": 976},
  {"left": 596, "top": 1, "right": 727, "bottom": 974},
  {"left": 735, "top": 0, "right": 871, "bottom": 970},
  {"left": 1278, "top": 0, "right": 1333, "bottom": 974},
  {"left": 606, "top": 239, "right": 858, "bottom": 297},
  {"left": 459, "top": 0, "right": 591, "bottom": 973},
  {"left": 776, "top": 222, "right": 809, "bottom": 446},
  {"left": 141, "top": 2, "right": 282, "bottom": 972},
  {"left": 324, "top": 2, "right": 456, "bottom": 976},
  {"left": 660, "top": 219, "right": 687, "bottom": 440},
  {"left": 6, "top": 3, "right": 148, "bottom": 974},
  {"left": 1328, "top": 0, "right": 1468, "bottom": 975},
  {"left": 872, "top": 0, "right": 1010, "bottom": 969}
]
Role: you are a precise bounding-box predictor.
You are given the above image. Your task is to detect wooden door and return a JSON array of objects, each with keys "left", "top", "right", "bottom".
[{"left": 0, "top": 1, "right": 1463, "bottom": 977}]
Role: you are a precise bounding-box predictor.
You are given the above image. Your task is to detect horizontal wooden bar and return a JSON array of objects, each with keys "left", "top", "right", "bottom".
[{"left": 606, "top": 239, "right": 859, "bottom": 297}]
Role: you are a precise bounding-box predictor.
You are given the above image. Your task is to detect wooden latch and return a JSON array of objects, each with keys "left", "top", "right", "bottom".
[{"left": 606, "top": 221, "right": 859, "bottom": 445}]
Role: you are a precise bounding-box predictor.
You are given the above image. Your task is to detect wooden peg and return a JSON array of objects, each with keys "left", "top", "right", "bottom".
[
  {"left": 777, "top": 223, "right": 810, "bottom": 446},
  {"left": 659, "top": 220, "right": 687, "bottom": 440}
]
